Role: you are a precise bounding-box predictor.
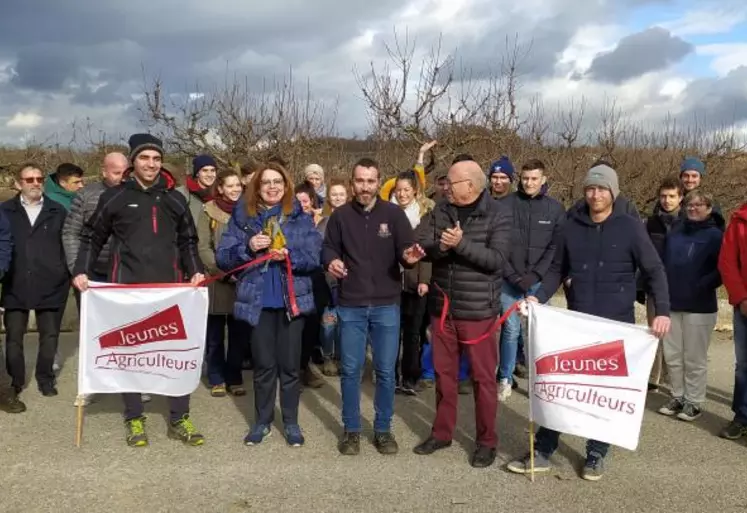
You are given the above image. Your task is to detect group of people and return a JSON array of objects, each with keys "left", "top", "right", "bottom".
[{"left": 0, "top": 133, "right": 745, "bottom": 483}]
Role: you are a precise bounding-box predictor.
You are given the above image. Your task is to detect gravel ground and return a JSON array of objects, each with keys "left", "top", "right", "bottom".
[{"left": 2, "top": 331, "right": 746, "bottom": 513}]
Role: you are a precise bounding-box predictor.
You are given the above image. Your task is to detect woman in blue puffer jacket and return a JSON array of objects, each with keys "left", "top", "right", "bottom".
[{"left": 217, "top": 161, "right": 322, "bottom": 448}]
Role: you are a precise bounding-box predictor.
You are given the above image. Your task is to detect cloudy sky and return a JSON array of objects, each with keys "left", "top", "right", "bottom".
[{"left": 0, "top": 0, "right": 746, "bottom": 146}]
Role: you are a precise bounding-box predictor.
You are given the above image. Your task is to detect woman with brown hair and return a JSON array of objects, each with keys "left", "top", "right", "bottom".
[
  {"left": 197, "top": 169, "right": 247, "bottom": 397},
  {"left": 216, "top": 162, "right": 322, "bottom": 447}
]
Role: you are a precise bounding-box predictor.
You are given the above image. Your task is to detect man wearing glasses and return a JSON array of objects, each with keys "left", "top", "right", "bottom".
[{"left": 1, "top": 163, "right": 70, "bottom": 403}]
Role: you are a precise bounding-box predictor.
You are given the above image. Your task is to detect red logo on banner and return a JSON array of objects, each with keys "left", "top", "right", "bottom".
[
  {"left": 98, "top": 305, "right": 187, "bottom": 349},
  {"left": 535, "top": 340, "right": 629, "bottom": 377}
]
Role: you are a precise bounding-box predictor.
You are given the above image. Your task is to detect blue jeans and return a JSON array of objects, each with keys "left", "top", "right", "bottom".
[
  {"left": 320, "top": 306, "right": 339, "bottom": 359},
  {"left": 733, "top": 308, "right": 747, "bottom": 423},
  {"left": 535, "top": 426, "right": 610, "bottom": 459},
  {"left": 421, "top": 342, "right": 469, "bottom": 381},
  {"left": 338, "top": 304, "right": 400, "bottom": 433},
  {"left": 499, "top": 281, "right": 541, "bottom": 382}
]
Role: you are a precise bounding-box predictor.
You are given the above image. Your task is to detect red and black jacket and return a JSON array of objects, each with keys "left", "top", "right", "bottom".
[{"left": 74, "top": 169, "right": 203, "bottom": 284}]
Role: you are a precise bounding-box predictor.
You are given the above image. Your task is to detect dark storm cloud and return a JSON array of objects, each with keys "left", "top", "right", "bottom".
[
  {"left": 678, "top": 66, "right": 747, "bottom": 126},
  {"left": 586, "top": 27, "right": 693, "bottom": 84}
]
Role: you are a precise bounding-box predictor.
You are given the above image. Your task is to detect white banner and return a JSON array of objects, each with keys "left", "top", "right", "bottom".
[
  {"left": 78, "top": 283, "right": 209, "bottom": 397},
  {"left": 527, "top": 302, "right": 658, "bottom": 451}
]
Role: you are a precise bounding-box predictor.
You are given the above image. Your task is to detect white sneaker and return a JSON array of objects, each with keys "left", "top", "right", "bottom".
[
  {"left": 141, "top": 394, "right": 152, "bottom": 403},
  {"left": 498, "top": 379, "right": 512, "bottom": 401},
  {"left": 73, "top": 394, "right": 92, "bottom": 407}
]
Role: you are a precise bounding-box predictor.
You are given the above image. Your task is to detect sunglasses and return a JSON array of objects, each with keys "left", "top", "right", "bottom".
[{"left": 21, "top": 177, "right": 43, "bottom": 184}]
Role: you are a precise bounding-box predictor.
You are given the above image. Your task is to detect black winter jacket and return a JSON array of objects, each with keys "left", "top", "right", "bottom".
[
  {"left": 505, "top": 190, "right": 565, "bottom": 290},
  {"left": 417, "top": 191, "right": 512, "bottom": 320},
  {"left": 74, "top": 170, "right": 203, "bottom": 284},
  {"left": 1, "top": 195, "right": 70, "bottom": 310},
  {"left": 536, "top": 199, "right": 670, "bottom": 323}
]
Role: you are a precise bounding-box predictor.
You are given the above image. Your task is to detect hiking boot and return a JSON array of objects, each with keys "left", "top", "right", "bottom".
[
  {"left": 719, "top": 419, "right": 747, "bottom": 440},
  {"left": 303, "top": 367, "right": 325, "bottom": 389},
  {"left": 514, "top": 363, "right": 528, "bottom": 379},
  {"left": 471, "top": 445, "right": 497, "bottom": 468},
  {"left": 244, "top": 424, "right": 271, "bottom": 446},
  {"left": 321, "top": 359, "right": 339, "bottom": 377},
  {"left": 125, "top": 416, "right": 149, "bottom": 447},
  {"left": 458, "top": 379, "right": 472, "bottom": 395},
  {"left": 373, "top": 432, "right": 399, "bottom": 455},
  {"left": 338, "top": 432, "right": 361, "bottom": 456},
  {"left": 227, "top": 385, "right": 246, "bottom": 396},
  {"left": 498, "top": 379, "right": 512, "bottom": 401},
  {"left": 677, "top": 401, "right": 702, "bottom": 422},
  {"left": 413, "top": 437, "right": 452, "bottom": 455},
  {"left": 284, "top": 424, "right": 305, "bottom": 447},
  {"left": 0, "top": 393, "right": 26, "bottom": 414},
  {"left": 210, "top": 384, "right": 227, "bottom": 397},
  {"left": 658, "top": 397, "right": 684, "bottom": 417},
  {"left": 507, "top": 451, "right": 552, "bottom": 474},
  {"left": 582, "top": 452, "right": 605, "bottom": 481},
  {"left": 168, "top": 415, "right": 205, "bottom": 446}
]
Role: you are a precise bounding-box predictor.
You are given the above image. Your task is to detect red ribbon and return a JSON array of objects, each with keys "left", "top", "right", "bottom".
[
  {"left": 433, "top": 283, "right": 519, "bottom": 345},
  {"left": 90, "top": 252, "right": 300, "bottom": 317}
]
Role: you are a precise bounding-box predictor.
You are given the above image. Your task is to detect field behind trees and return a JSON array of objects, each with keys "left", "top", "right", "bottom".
[{"left": 1, "top": 35, "right": 745, "bottom": 213}]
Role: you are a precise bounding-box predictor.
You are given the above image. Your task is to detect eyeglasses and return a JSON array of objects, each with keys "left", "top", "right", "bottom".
[
  {"left": 21, "top": 177, "right": 43, "bottom": 184},
  {"left": 686, "top": 202, "right": 707, "bottom": 209},
  {"left": 260, "top": 179, "right": 284, "bottom": 187}
]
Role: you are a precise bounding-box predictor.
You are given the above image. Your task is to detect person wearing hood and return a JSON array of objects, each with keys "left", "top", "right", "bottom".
[
  {"left": 303, "top": 163, "right": 327, "bottom": 204},
  {"left": 44, "top": 163, "right": 84, "bottom": 211},
  {"left": 73, "top": 133, "right": 206, "bottom": 448},
  {"left": 508, "top": 164, "right": 671, "bottom": 481},
  {"left": 487, "top": 156, "right": 514, "bottom": 200},
  {"left": 657, "top": 190, "right": 723, "bottom": 423},
  {"left": 177, "top": 154, "right": 218, "bottom": 223},
  {"left": 497, "top": 159, "right": 565, "bottom": 401}
]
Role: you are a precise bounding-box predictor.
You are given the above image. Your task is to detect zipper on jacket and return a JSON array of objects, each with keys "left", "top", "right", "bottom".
[{"left": 152, "top": 206, "right": 158, "bottom": 234}]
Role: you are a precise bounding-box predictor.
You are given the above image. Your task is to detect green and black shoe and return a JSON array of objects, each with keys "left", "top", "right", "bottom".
[
  {"left": 125, "top": 416, "right": 149, "bottom": 447},
  {"left": 168, "top": 415, "right": 205, "bottom": 446}
]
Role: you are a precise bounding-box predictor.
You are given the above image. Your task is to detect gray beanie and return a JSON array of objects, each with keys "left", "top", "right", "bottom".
[{"left": 584, "top": 164, "right": 619, "bottom": 199}]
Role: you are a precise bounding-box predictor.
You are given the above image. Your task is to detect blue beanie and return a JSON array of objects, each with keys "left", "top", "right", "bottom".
[
  {"left": 680, "top": 157, "right": 705, "bottom": 176},
  {"left": 488, "top": 156, "right": 515, "bottom": 182},
  {"left": 192, "top": 154, "right": 217, "bottom": 177}
]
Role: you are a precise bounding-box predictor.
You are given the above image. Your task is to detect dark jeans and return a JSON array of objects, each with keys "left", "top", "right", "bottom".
[
  {"left": 4, "top": 309, "right": 62, "bottom": 391},
  {"left": 535, "top": 427, "right": 610, "bottom": 458},
  {"left": 206, "top": 314, "right": 247, "bottom": 387},
  {"left": 301, "top": 310, "right": 321, "bottom": 370},
  {"left": 123, "top": 393, "right": 190, "bottom": 423},
  {"left": 397, "top": 292, "right": 426, "bottom": 384},
  {"left": 251, "top": 308, "right": 305, "bottom": 426}
]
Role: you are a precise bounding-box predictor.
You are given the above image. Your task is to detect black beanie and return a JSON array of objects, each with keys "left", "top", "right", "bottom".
[{"left": 128, "top": 133, "right": 164, "bottom": 162}]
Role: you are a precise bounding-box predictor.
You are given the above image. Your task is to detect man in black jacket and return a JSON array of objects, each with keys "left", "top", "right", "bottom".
[
  {"left": 413, "top": 157, "right": 512, "bottom": 468},
  {"left": 73, "top": 133, "right": 205, "bottom": 448},
  {"left": 322, "top": 158, "right": 424, "bottom": 457},
  {"left": 498, "top": 159, "right": 565, "bottom": 401},
  {"left": 1, "top": 163, "right": 69, "bottom": 400},
  {"left": 507, "top": 164, "right": 671, "bottom": 481}
]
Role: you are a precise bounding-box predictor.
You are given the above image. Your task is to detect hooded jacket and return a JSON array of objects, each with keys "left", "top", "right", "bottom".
[
  {"left": 44, "top": 173, "right": 76, "bottom": 211},
  {"left": 536, "top": 199, "right": 669, "bottom": 323},
  {"left": 719, "top": 204, "right": 747, "bottom": 306},
  {"left": 664, "top": 215, "right": 724, "bottom": 313},
  {"left": 73, "top": 168, "right": 203, "bottom": 284}
]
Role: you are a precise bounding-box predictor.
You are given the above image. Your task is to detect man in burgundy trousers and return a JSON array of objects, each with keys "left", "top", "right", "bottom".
[{"left": 413, "top": 157, "right": 512, "bottom": 467}]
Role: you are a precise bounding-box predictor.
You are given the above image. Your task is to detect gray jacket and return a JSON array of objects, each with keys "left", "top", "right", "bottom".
[
  {"left": 176, "top": 185, "right": 206, "bottom": 229},
  {"left": 62, "top": 181, "right": 112, "bottom": 276}
]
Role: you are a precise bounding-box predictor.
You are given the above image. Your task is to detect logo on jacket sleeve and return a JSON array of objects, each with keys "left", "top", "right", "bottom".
[
  {"left": 97, "top": 305, "right": 187, "bottom": 349},
  {"left": 378, "top": 223, "right": 391, "bottom": 238}
]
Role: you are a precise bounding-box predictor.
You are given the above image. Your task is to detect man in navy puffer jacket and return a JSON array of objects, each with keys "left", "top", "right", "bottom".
[{"left": 507, "top": 164, "right": 671, "bottom": 482}]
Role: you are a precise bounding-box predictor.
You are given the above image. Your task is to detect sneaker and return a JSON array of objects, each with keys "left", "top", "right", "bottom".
[
  {"left": 40, "top": 385, "right": 58, "bottom": 397},
  {"left": 719, "top": 419, "right": 747, "bottom": 440},
  {"left": 227, "top": 385, "right": 246, "bottom": 396},
  {"left": 338, "top": 432, "right": 361, "bottom": 456},
  {"left": 210, "top": 384, "right": 227, "bottom": 397},
  {"left": 303, "top": 367, "right": 325, "bottom": 389},
  {"left": 400, "top": 380, "right": 417, "bottom": 396},
  {"left": 413, "top": 437, "right": 452, "bottom": 455},
  {"left": 658, "top": 397, "right": 684, "bottom": 417},
  {"left": 284, "top": 424, "right": 305, "bottom": 447},
  {"left": 321, "top": 359, "right": 339, "bottom": 377},
  {"left": 168, "top": 415, "right": 205, "bottom": 446},
  {"left": 458, "top": 379, "right": 472, "bottom": 395},
  {"left": 506, "top": 451, "right": 552, "bottom": 474},
  {"left": 373, "top": 432, "right": 399, "bottom": 455},
  {"left": 73, "top": 394, "right": 92, "bottom": 407},
  {"left": 141, "top": 394, "right": 152, "bottom": 403},
  {"left": 244, "top": 424, "right": 271, "bottom": 446},
  {"left": 498, "top": 379, "right": 512, "bottom": 401},
  {"left": 582, "top": 452, "right": 605, "bottom": 481},
  {"left": 677, "top": 401, "right": 702, "bottom": 422},
  {"left": 471, "top": 445, "right": 497, "bottom": 468},
  {"left": 125, "top": 416, "right": 149, "bottom": 447},
  {"left": 0, "top": 393, "right": 26, "bottom": 414}
]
